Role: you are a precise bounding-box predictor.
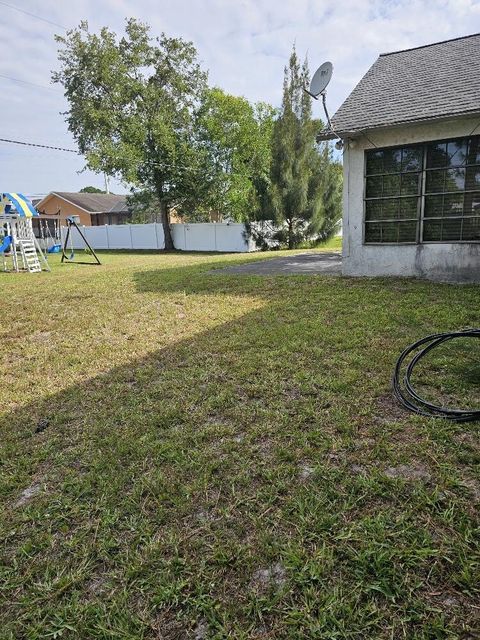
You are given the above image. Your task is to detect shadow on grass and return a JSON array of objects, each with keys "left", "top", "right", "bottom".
[{"left": 1, "top": 260, "right": 479, "bottom": 638}]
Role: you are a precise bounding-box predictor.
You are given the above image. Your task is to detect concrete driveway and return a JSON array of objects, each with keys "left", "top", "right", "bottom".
[{"left": 214, "top": 252, "right": 342, "bottom": 276}]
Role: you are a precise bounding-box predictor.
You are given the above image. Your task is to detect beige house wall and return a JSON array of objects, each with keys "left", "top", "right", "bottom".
[{"left": 37, "top": 195, "right": 93, "bottom": 226}]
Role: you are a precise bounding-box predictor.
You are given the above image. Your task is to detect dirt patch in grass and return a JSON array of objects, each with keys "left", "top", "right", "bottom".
[
  {"left": 14, "top": 482, "right": 42, "bottom": 508},
  {"left": 384, "top": 463, "right": 432, "bottom": 481},
  {"left": 459, "top": 476, "right": 480, "bottom": 502},
  {"left": 298, "top": 463, "right": 314, "bottom": 480},
  {"left": 375, "top": 392, "right": 408, "bottom": 423},
  {"left": 350, "top": 463, "right": 368, "bottom": 476},
  {"left": 193, "top": 620, "right": 209, "bottom": 639},
  {"left": 250, "top": 562, "right": 287, "bottom": 593}
]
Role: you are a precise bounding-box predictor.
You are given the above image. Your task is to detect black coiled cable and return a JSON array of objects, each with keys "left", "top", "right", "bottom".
[{"left": 393, "top": 329, "right": 480, "bottom": 422}]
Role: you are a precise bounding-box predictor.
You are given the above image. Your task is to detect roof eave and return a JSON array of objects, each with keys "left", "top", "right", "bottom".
[
  {"left": 316, "top": 129, "right": 361, "bottom": 142},
  {"left": 316, "top": 130, "right": 337, "bottom": 142},
  {"left": 327, "top": 109, "right": 480, "bottom": 142}
]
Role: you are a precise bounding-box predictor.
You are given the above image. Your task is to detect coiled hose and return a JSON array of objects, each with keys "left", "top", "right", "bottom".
[{"left": 393, "top": 329, "right": 480, "bottom": 422}]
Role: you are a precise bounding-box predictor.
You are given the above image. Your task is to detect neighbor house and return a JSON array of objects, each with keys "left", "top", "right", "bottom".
[
  {"left": 317, "top": 34, "right": 480, "bottom": 282},
  {"left": 35, "top": 192, "right": 132, "bottom": 226}
]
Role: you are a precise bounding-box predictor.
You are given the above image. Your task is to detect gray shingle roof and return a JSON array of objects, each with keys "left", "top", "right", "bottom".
[
  {"left": 322, "top": 33, "right": 480, "bottom": 139},
  {"left": 52, "top": 192, "right": 128, "bottom": 213}
]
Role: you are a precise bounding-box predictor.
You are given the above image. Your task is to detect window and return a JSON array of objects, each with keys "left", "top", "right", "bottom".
[{"left": 364, "top": 136, "right": 480, "bottom": 244}]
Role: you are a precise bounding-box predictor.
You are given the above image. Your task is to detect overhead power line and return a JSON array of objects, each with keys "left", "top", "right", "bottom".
[
  {"left": 0, "top": 73, "right": 60, "bottom": 93},
  {"left": 0, "top": 0, "right": 67, "bottom": 30},
  {"left": 0, "top": 137, "right": 78, "bottom": 153}
]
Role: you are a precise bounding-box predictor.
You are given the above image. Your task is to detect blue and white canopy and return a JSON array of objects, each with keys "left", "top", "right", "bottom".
[{"left": 0, "top": 193, "right": 39, "bottom": 217}]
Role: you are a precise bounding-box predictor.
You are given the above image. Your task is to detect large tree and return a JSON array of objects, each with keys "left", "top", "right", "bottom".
[
  {"left": 269, "top": 47, "right": 336, "bottom": 249},
  {"left": 53, "top": 19, "right": 208, "bottom": 249},
  {"left": 194, "top": 88, "right": 275, "bottom": 221}
]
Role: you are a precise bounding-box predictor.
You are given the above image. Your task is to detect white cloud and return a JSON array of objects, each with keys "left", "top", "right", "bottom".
[{"left": 0, "top": 0, "right": 479, "bottom": 194}]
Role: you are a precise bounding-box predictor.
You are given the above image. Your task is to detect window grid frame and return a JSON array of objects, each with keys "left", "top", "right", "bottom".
[{"left": 363, "top": 135, "right": 480, "bottom": 245}]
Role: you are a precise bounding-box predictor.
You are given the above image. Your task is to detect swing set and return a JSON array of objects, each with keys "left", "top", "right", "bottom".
[
  {"left": 61, "top": 216, "right": 101, "bottom": 265},
  {"left": 37, "top": 216, "right": 62, "bottom": 253},
  {"left": 0, "top": 195, "right": 102, "bottom": 273}
]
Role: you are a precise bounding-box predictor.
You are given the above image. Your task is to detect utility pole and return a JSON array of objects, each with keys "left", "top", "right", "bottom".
[{"left": 104, "top": 173, "right": 110, "bottom": 194}]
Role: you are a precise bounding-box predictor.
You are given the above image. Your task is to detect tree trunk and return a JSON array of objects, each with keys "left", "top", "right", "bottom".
[
  {"left": 288, "top": 219, "right": 294, "bottom": 249},
  {"left": 153, "top": 172, "right": 175, "bottom": 250},
  {"left": 160, "top": 200, "right": 175, "bottom": 250}
]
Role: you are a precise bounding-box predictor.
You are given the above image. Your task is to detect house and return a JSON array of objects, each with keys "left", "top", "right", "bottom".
[
  {"left": 317, "top": 34, "right": 480, "bottom": 282},
  {"left": 35, "top": 192, "right": 131, "bottom": 226}
]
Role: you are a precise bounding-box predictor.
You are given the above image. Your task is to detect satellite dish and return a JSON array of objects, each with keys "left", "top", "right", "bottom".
[{"left": 309, "top": 61, "right": 333, "bottom": 97}]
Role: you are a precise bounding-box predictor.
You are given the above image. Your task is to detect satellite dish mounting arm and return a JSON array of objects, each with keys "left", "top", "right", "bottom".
[
  {"left": 304, "top": 60, "right": 340, "bottom": 141},
  {"left": 321, "top": 92, "right": 335, "bottom": 134}
]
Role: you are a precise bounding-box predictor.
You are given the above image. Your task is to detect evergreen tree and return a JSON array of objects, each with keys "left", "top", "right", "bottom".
[
  {"left": 316, "top": 160, "right": 343, "bottom": 242},
  {"left": 269, "top": 46, "right": 338, "bottom": 248}
]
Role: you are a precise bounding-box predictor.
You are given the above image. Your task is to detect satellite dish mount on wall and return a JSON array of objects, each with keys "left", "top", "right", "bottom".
[{"left": 305, "top": 61, "right": 340, "bottom": 143}]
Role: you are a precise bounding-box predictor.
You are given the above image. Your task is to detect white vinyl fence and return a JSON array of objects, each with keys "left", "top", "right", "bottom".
[{"left": 61, "top": 222, "right": 254, "bottom": 253}]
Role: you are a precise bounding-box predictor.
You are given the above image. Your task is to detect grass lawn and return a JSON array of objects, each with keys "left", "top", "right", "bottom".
[{"left": 0, "top": 249, "right": 479, "bottom": 639}]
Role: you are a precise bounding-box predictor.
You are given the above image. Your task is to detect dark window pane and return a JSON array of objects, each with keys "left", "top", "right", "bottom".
[
  {"left": 382, "top": 198, "right": 399, "bottom": 219},
  {"left": 400, "top": 197, "right": 418, "bottom": 218},
  {"left": 462, "top": 217, "right": 480, "bottom": 241},
  {"left": 398, "top": 221, "right": 417, "bottom": 242},
  {"left": 423, "top": 220, "right": 442, "bottom": 241},
  {"left": 426, "top": 170, "right": 445, "bottom": 193},
  {"left": 427, "top": 142, "right": 447, "bottom": 168},
  {"left": 366, "top": 176, "right": 383, "bottom": 198},
  {"left": 445, "top": 168, "right": 465, "bottom": 192},
  {"left": 443, "top": 194, "right": 464, "bottom": 217},
  {"left": 381, "top": 222, "right": 399, "bottom": 242},
  {"left": 365, "top": 200, "right": 383, "bottom": 221},
  {"left": 383, "top": 174, "right": 401, "bottom": 196},
  {"left": 464, "top": 192, "right": 480, "bottom": 216},
  {"left": 383, "top": 149, "right": 402, "bottom": 173},
  {"left": 364, "top": 139, "right": 480, "bottom": 244},
  {"left": 467, "top": 137, "right": 480, "bottom": 165},
  {"left": 401, "top": 172, "right": 420, "bottom": 195},
  {"left": 447, "top": 139, "right": 468, "bottom": 167},
  {"left": 365, "top": 222, "right": 381, "bottom": 242},
  {"left": 441, "top": 219, "right": 462, "bottom": 241},
  {"left": 366, "top": 150, "right": 384, "bottom": 175},
  {"left": 424, "top": 195, "right": 443, "bottom": 218},
  {"left": 466, "top": 167, "right": 480, "bottom": 190},
  {"left": 402, "top": 147, "right": 422, "bottom": 172}
]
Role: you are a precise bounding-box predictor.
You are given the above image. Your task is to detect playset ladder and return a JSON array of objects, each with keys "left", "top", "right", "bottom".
[
  {"left": 14, "top": 218, "right": 49, "bottom": 273},
  {"left": 18, "top": 237, "right": 41, "bottom": 272}
]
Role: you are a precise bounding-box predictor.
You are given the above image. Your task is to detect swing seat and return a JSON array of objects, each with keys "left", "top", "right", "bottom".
[{"left": 47, "top": 244, "right": 61, "bottom": 253}]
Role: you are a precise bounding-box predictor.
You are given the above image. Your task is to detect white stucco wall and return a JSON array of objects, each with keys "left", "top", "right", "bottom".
[{"left": 342, "top": 115, "right": 480, "bottom": 282}]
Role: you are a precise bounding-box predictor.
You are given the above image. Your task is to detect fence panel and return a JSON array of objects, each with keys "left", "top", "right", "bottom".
[
  {"left": 215, "top": 223, "right": 249, "bottom": 252},
  {"left": 184, "top": 224, "right": 217, "bottom": 251},
  {"left": 106, "top": 225, "right": 132, "bottom": 249},
  {"left": 60, "top": 222, "right": 252, "bottom": 252},
  {"left": 61, "top": 225, "right": 109, "bottom": 249},
  {"left": 171, "top": 224, "right": 186, "bottom": 250},
  {"left": 130, "top": 223, "right": 158, "bottom": 249}
]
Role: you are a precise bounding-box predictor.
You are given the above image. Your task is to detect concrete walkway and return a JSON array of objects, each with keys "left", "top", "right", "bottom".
[{"left": 214, "top": 252, "right": 342, "bottom": 276}]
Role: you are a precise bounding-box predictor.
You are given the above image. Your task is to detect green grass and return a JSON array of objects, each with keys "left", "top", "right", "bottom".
[
  {"left": 314, "top": 235, "right": 342, "bottom": 251},
  {"left": 0, "top": 250, "right": 479, "bottom": 639}
]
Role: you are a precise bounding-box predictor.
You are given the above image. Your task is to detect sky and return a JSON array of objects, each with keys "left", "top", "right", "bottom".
[{"left": 1, "top": 0, "right": 480, "bottom": 196}]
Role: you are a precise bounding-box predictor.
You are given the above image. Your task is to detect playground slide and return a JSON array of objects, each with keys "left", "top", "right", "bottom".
[{"left": 0, "top": 235, "right": 12, "bottom": 252}]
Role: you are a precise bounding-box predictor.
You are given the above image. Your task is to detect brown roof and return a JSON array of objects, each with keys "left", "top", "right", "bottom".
[{"left": 47, "top": 192, "right": 128, "bottom": 213}]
